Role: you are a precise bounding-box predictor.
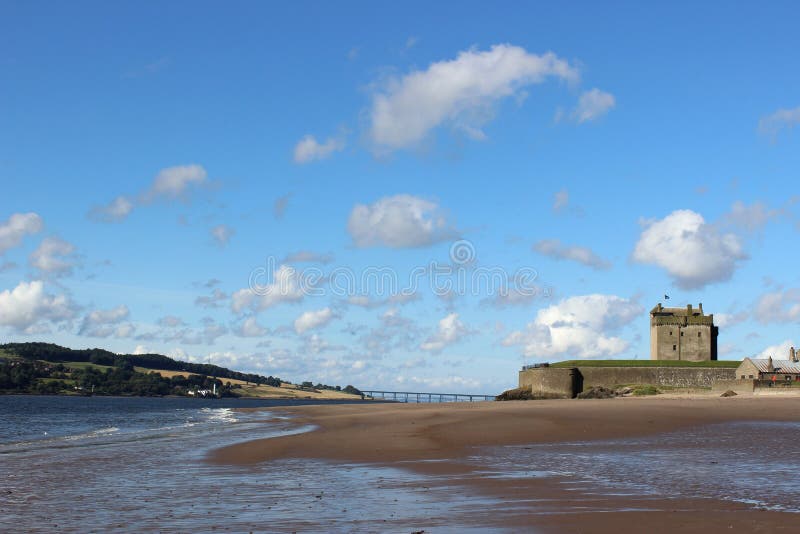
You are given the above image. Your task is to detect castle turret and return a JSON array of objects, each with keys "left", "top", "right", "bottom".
[{"left": 790, "top": 346, "right": 797, "bottom": 363}]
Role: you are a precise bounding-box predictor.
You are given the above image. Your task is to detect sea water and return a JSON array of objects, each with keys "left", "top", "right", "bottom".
[{"left": 0, "top": 396, "right": 501, "bottom": 533}]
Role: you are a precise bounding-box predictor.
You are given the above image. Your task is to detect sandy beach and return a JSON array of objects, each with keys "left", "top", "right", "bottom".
[{"left": 209, "top": 395, "right": 800, "bottom": 532}]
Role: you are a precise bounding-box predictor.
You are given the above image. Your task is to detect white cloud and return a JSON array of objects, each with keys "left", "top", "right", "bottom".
[
  {"left": 569, "top": 88, "right": 615, "bottom": 123},
  {"left": 90, "top": 164, "right": 208, "bottom": 223},
  {"left": 503, "top": 294, "right": 642, "bottom": 359},
  {"left": 210, "top": 224, "right": 235, "bottom": 247},
  {"left": 133, "top": 344, "right": 151, "bottom": 355},
  {"left": 294, "top": 307, "right": 334, "bottom": 334},
  {"left": 715, "top": 311, "right": 749, "bottom": 329},
  {"left": 231, "top": 265, "right": 305, "bottom": 313},
  {"left": 533, "top": 239, "right": 611, "bottom": 270},
  {"left": 236, "top": 317, "right": 269, "bottom": 337},
  {"left": 145, "top": 164, "right": 208, "bottom": 200},
  {"left": 0, "top": 280, "right": 77, "bottom": 332},
  {"left": 89, "top": 196, "right": 134, "bottom": 223},
  {"left": 632, "top": 209, "right": 747, "bottom": 289},
  {"left": 758, "top": 106, "right": 800, "bottom": 138},
  {"left": 79, "top": 305, "right": 133, "bottom": 338},
  {"left": 368, "top": 44, "right": 579, "bottom": 150},
  {"left": 756, "top": 340, "right": 796, "bottom": 360},
  {"left": 420, "top": 312, "right": 469, "bottom": 353},
  {"left": 29, "top": 237, "right": 78, "bottom": 276},
  {"left": 754, "top": 288, "right": 800, "bottom": 324},
  {"left": 348, "top": 194, "right": 455, "bottom": 248},
  {"left": 0, "top": 212, "right": 43, "bottom": 254},
  {"left": 293, "top": 134, "right": 345, "bottom": 164}
]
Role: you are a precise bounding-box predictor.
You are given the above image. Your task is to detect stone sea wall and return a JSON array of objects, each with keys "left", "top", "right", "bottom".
[{"left": 519, "top": 366, "right": 738, "bottom": 397}]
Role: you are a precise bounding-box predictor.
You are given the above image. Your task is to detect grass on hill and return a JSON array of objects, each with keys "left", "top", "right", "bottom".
[
  {"left": 63, "top": 361, "right": 114, "bottom": 371},
  {"left": 138, "top": 368, "right": 362, "bottom": 400},
  {"left": 550, "top": 359, "right": 741, "bottom": 368}
]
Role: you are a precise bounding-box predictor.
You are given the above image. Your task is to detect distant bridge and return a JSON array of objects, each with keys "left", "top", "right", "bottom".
[{"left": 361, "top": 390, "right": 495, "bottom": 403}]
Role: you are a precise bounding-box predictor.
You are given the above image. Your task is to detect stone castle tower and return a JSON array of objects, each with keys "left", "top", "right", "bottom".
[{"left": 650, "top": 303, "right": 718, "bottom": 361}]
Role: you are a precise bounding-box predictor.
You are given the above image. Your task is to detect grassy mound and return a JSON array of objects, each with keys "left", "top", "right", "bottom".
[{"left": 550, "top": 359, "right": 740, "bottom": 368}]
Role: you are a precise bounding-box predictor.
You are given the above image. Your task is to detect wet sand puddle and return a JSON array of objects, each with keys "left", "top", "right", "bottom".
[{"left": 464, "top": 421, "right": 800, "bottom": 515}]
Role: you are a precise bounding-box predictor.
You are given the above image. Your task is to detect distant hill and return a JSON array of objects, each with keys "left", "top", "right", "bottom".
[{"left": 0, "top": 342, "right": 282, "bottom": 386}]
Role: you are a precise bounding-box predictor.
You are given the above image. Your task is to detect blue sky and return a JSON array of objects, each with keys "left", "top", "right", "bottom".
[{"left": 2, "top": 1, "right": 799, "bottom": 393}]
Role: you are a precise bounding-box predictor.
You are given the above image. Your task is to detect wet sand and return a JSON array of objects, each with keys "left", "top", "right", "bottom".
[{"left": 210, "top": 396, "right": 800, "bottom": 532}]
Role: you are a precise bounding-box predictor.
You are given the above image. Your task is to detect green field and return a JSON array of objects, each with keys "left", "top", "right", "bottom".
[
  {"left": 61, "top": 361, "right": 114, "bottom": 371},
  {"left": 550, "top": 359, "right": 741, "bottom": 368}
]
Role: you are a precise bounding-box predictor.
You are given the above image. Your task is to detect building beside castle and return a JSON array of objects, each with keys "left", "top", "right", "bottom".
[
  {"left": 650, "top": 303, "right": 718, "bottom": 361},
  {"left": 736, "top": 346, "right": 800, "bottom": 383}
]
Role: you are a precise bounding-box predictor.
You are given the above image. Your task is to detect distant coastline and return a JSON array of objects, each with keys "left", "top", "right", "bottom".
[{"left": 0, "top": 341, "right": 363, "bottom": 400}]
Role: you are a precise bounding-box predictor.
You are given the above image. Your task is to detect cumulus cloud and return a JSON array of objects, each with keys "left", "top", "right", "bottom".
[
  {"left": 420, "top": 312, "right": 469, "bottom": 353},
  {"left": 0, "top": 280, "right": 77, "bottom": 332},
  {"left": 632, "top": 209, "right": 747, "bottom": 289},
  {"left": 758, "top": 106, "right": 800, "bottom": 138},
  {"left": 0, "top": 212, "right": 43, "bottom": 254},
  {"left": 293, "top": 134, "right": 345, "bottom": 164},
  {"left": 368, "top": 44, "right": 579, "bottom": 151},
  {"left": 29, "top": 237, "right": 78, "bottom": 276},
  {"left": 754, "top": 288, "right": 800, "bottom": 324},
  {"left": 502, "top": 294, "right": 642, "bottom": 359},
  {"left": 231, "top": 265, "right": 305, "bottom": 314},
  {"left": 569, "top": 88, "right": 615, "bottom": 123},
  {"left": 194, "top": 288, "right": 228, "bottom": 309},
  {"left": 357, "top": 308, "right": 421, "bottom": 357},
  {"left": 348, "top": 194, "right": 455, "bottom": 248},
  {"left": 89, "top": 164, "right": 208, "bottom": 222},
  {"left": 294, "top": 307, "right": 335, "bottom": 334},
  {"left": 236, "top": 317, "right": 269, "bottom": 337},
  {"left": 144, "top": 164, "right": 208, "bottom": 200},
  {"left": 79, "top": 305, "right": 133, "bottom": 338},
  {"left": 161, "top": 320, "right": 228, "bottom": 346},
  {"left": 88, "top": 196, "right": 134, "bottom": 223},
  {"left": 210, "top": 224, "right": 235, "bottom": 247},
  {"left": 715, "top": 311, "right": 749, "bottom": 329},
  {"left": 533, "top": 239, "right": 611, "bottom": 270},
  {"left": 756, "top": 340, "right": 796, "bottom": 359}
]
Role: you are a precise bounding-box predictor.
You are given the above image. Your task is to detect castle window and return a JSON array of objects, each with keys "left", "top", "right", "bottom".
[
  {"left": 680, "top": 331, "right": 684, "bottom": 337},
  {"left": 669, "top": 331, "right": 673, "bottom": 335},
  {"left": 698, "top": 332, "right": 701, "bottom": 338},
  {"left": 672, "top": 344, "right": 677, "bottom": 350}
]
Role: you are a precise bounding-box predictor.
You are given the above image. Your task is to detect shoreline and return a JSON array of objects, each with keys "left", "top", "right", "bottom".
[{"left": 209, "top": 396, "right": 800, "bottom": 532}]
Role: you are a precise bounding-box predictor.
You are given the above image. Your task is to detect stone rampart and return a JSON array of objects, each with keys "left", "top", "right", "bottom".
[
  {"left": 518, "top": 368, "right": 579, "bottom": 398},
  {"left": 518, "top": 366, "right": 737, "bottom": 397},
  {"left": 579, "top": 366, "right": 736, "bottom": 389}
]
